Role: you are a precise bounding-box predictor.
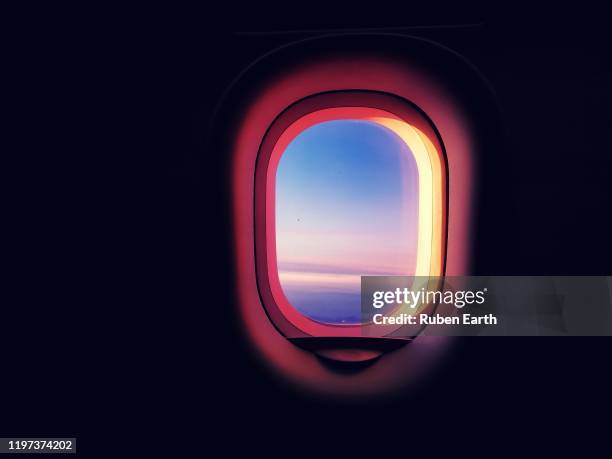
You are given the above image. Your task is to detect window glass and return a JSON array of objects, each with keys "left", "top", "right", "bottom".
[{"left": 275, "top": 120, "right": 419, "bottom": 324}]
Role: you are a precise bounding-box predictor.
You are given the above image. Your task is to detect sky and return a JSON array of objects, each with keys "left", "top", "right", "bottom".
[{"left": 276, "top": 120, "right": 419, "bottom": 324}]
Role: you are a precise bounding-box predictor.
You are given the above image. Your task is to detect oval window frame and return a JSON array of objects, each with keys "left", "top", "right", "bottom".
[{"left": 254, "top": 90, "right": 449, "bottom": 338}]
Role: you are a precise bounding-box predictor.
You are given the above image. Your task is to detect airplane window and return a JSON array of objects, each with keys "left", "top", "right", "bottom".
[
  {"left": 254, "top": 95, "right": 447, "bottom": 337},
  {"left": 275, "top": 120, "right": 419, "bottom": 324}
]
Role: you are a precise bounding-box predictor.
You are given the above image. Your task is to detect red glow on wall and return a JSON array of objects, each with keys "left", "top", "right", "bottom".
[{"left": 230, "top": 55, "right": 475, "bottom": 397}]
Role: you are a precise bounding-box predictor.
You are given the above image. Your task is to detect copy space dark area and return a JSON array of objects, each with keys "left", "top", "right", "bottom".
[{"left": 4, "top": 7, "right": 612, "bottom": 454}]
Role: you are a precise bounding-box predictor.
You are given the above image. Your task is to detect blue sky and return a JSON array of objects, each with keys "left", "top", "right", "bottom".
[{"left": 275, "top": 120, "right": 419, "bottom": 323}]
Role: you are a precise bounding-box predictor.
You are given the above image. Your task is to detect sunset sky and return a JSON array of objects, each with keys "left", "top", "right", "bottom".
[{"left": 275, "top": 120, "right": 419, "bottom": 324}]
